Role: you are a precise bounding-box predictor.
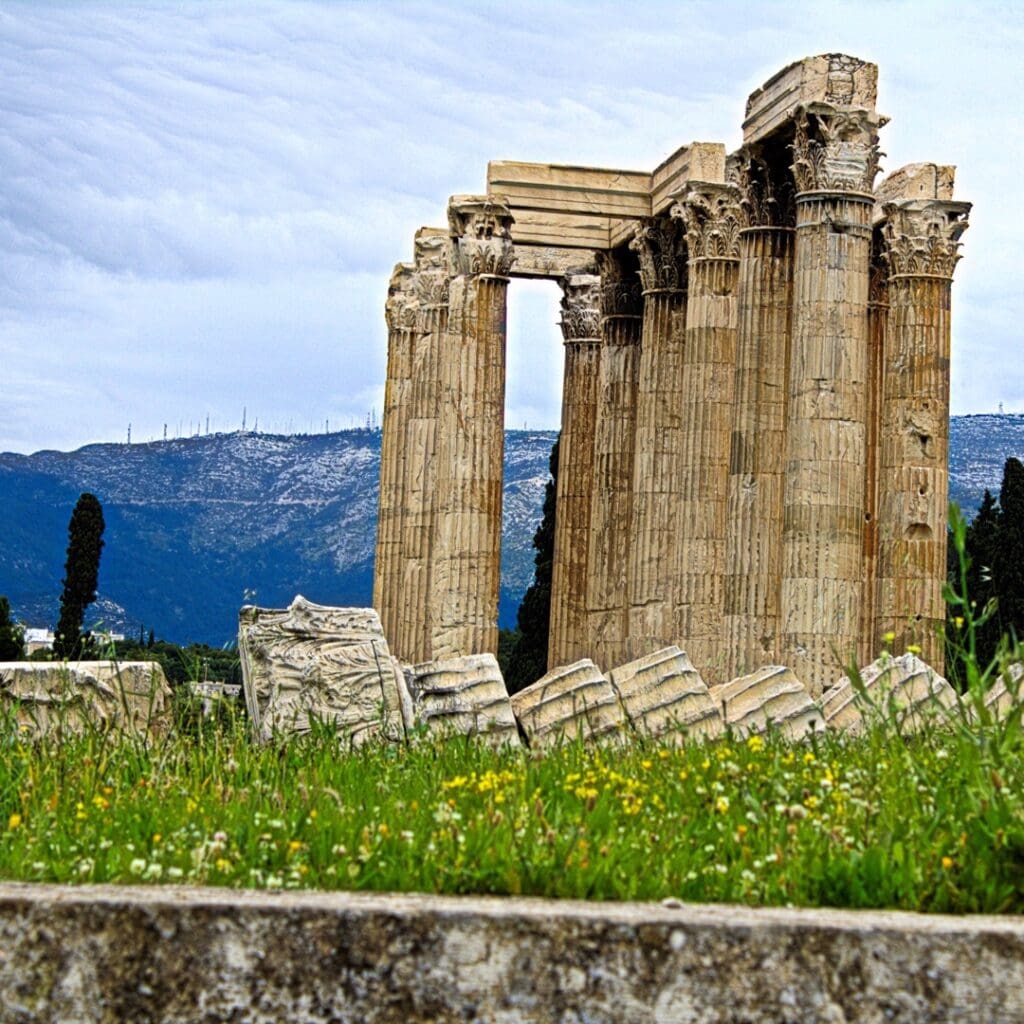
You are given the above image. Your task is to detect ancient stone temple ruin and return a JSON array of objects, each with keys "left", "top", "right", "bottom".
[{"left": 373, "top": 54, "right": 971, "bottom": 697}]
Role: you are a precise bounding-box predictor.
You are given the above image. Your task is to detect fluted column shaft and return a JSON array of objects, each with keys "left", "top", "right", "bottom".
[
  {"left": 780, "top": 191, "right": 872, "bottom": 692},
  {"left": 429, "top": 196, "right": 514, "bottom": 660},
  {"left": 672, "top": 184, "right": 741, "bottom": 681},
  {"left": 374, "top": 264, "right": 417, "bottom": 652},
  {"left": 723, "top": 226, "right": 794, "bottom": 678},
  {"left": 875, "top": 200, "right": 969, "bottom": 669},
  {"left": 586, "top": 311, "right": 642, "bottom": 670},
  {"left": 626, "top": 218, "right": 688, "bottom": 656},
  {"left": 549, "top": 274, "right": 602, "bottom": 666}
]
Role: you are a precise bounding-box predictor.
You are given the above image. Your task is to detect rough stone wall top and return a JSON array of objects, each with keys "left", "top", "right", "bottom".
[
  {"left": 238, "top": 596, "right": 404, "bottom": 745},
  {"left": 743, "top": 53, "right": 878, "bottom": 143}
]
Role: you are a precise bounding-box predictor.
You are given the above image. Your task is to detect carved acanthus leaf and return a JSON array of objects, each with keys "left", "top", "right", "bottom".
[
  {"left": 735, "top": 147, "right": 796, "bottom": 228},
  {"left": 881, "top": 201, "right": 971, "bottom": 279},
  {"left": 413, "top": 231, "right": 451, "bottom": 307},
  {"left": 594, "top": 250, "right": 641, "bottom": 318},
  {"left": 791, "top": 105, "right": 884, "bottom": 195},
  {"left": 448, "top": 195, "right": 516, "bottom": 277},
  {"left": 629, "top": 216, "right": 687, "bottom": 293},
  {"left": 671, "top": 182, "right": 743, "bottom": 260},
  {"left": 385, "top": 263, "right": 418, "bottom": 330},
  {"left": 559, "top": 274, "right": 601, "bottom": 342}
]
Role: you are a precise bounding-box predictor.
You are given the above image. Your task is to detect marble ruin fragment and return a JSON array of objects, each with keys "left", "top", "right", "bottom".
[
  {"left": 511, "top": 659, "right": 624, "bottom": 750},
  {"left": 374, "top": 54, "right": 970, "bottom": 697},
  {"left": 821, "top": 652, "right": 957, "bottom": 735},
  {"left": 238, "top": 596, "right": 405, "bottom": 745},
  {"left": 981, "top": 663, "right": 1023, "bottom": 722},
  {"left": 711, "top": 666, "right": 825, "bottom": 740},
  {"left": 403, "top": 653, "right": 519, "bottom": 746},
  {"left": 607, "top": 646, "right": 723, "bottom": 743},
  {"left": 0, "top": 661, "right": 172, "bottom": 739}
]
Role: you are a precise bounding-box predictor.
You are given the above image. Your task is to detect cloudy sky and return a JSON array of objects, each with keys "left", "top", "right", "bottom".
[{"left": 1, "top": 0, "right": 1019, "bottom": 454}]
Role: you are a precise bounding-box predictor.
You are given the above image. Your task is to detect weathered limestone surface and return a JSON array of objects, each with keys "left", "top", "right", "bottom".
[
  {"left": 627, "top": 216, "right": 688, "bottom": 654},
  {"left": 511, "top": 659, "right": 624, "bottom": 749},
  {"left": 723, "top": 152, "right": 794, "bottom": 679},
  {"left": 394, "top": 227, "right": 450, "bottom": 664},
  {"left": 780, "top": 104, "right": 882, "bottom": 695},
  {"left": 822, "top": 653, "right": 958, "bottom": 735},
  {"left": 429, "top": 196, "right": 514, "bottom": 661},
  {"left": 238, "top": 597, "right": 404, "bottom": 745},
  {"left": 713, "top": 665, "right": 825, "bottom": 739},
  {"left": 548, "top": 274, "right": 602, "bottom": 667},
  {"left": 373, "top": 263, "right": 417, "bottom": 654},
  {"left": 585, "top": 250, "right": 642, "bottom": 669},
  {"left": 608, "top": 646, "right": 723, "bottom": 743},
  {"left": 671, "top": 183, "right": 741, "bottom": 681},
  {"left": 0, "top": 661, "right": 172, "bottom": 739},
  {"left": 874, "top": 199, "right": 970, "bottom": 668},
  {"left": 403, "top": 653, "right": 519, "bottom": 746},
  {"left": 4, "top": 883, "right": 1022, "bottom": 1024},
  {"left": 983, "top": 663, "right": 1023, "bottom": 721}
]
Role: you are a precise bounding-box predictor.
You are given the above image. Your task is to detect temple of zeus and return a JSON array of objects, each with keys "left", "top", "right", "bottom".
[{"left": 373, "top": 54, "right": 971, "bottom": 696}]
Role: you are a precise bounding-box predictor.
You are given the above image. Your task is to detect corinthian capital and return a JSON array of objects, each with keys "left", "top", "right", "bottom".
[
  {"left": 413, "top": 227, "right": 451, "bottom": 307},
  {"left": 448, "top": 195, "right": 515, "bottom": 277},
  {"left": 559, "top": 274, "right": 601, "bottom": 342},
  {"left": 881, "top": 200, "right": 971, "bottom": 279},
  {"left": 734, "top": 147, "right": 796, "bottom": 228},
  {"left": 671, "top": 182, "right": 743, "bottom": 260},
  {"left": 791, "top": 104, "right": 885, "bottom": 195},
  {"left": 629, "top": 216, "right": 687, "bottom": 293},
  {"left": 385, "top": 263, "right": 418, "bottom": 331},
  {"left": 594, "top": 250, "right": 641, "bottom": 318}
]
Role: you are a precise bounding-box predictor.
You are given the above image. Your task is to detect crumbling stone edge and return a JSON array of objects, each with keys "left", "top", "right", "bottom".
[{"left": 1, "top": 882, "right": 1022, "bottom": 1022}]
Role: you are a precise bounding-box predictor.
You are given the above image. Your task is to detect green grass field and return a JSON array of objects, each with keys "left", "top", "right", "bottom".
[{"left": 1, "top": 683, "right": 1021, "bottom": 914}]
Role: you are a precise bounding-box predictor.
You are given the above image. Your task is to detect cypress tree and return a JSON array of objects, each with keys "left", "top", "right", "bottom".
[
  {"left": 0, "top": 597, "right": 24, "bottom": 661},
  {"left": 54, "top": 492, "right": 106, "bottom": 659},
  {"left": 503, "top": 435, "right": 559, "bottom": 694},
  {"left": 996, "top": 457, "right": 1024, "bottom": 645}
]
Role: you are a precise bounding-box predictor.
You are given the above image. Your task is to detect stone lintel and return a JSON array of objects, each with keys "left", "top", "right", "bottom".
[
  {"left": 872, "top": 164, "right": 959, "bottom": 224},
  {"left": 510, "top": 244, "right": 598, "bottom": 279},
  {"left": 743, "top": 53, "right": 878, "bottom": 144},
  {"left": 2, "top": 883, "right": 1023, "bottom": 1022}
]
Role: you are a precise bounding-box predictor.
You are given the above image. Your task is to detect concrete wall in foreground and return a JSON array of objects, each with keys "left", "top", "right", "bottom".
[{"left": 1, "top": 883, "right": 1022, "bottom": 1023}]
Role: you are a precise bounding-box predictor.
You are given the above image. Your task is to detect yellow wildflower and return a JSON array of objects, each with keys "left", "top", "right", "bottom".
[
  {"left": 8, "top": 813, "right": 22, "bottom": 830},
  {"left": 941, "top": 856, "right": 954, "bottom": 870},
  {"left": 715, "top": 795, "right": 730, "bottom": 814},
  {"left": 288, "top": 840, "right": 303, "bottom": 854},
  {"left": 746, "top": 735, "right": 764, "bottom": 753}
]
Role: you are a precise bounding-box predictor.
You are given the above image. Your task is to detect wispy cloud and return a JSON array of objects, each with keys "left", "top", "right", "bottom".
[{"left": 0, "top": 0, "right": 1020, "bottom": 452}]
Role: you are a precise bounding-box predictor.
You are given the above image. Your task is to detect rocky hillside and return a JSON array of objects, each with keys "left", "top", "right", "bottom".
[{"left": 0, "top": 415, "right": 1019, "bottom": 646}]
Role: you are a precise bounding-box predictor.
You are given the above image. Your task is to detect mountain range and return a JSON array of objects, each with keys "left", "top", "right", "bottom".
[{"left": 1, "top": 414, "right": 1021, "bottom": 647}]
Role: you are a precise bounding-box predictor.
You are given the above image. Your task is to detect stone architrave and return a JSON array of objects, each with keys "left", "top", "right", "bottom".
[
  {"left": 0, "top": 661, "right": 173, "bottom": 740},
  {"left": 395, "top": 227, "right": 451, "bottom": 664},
  {"left": 403, "top": 653, "right": 520, "bottom": 746},
  {"left": 548, "top": 274, "right": 602, "bottom": 668},
  {"left": 626, "top": 216, "right": 688, "bottom": 655},
  {"left": 374, "top": 263, "right": 418, "bottom": 655},
  {"left": 238, "top": 596, "right": 405, "bottom": 745},
  {"left": 821, "top": 653, "right": 957, "bottom": 735},
  {"left": 607, "top": 646, "right": 723, "bottom": 743},
  {"left": 711, "top": 665, "right": 824, "bottom": 740},
  {"left": 874, "top": 200, "right": 970, "bottom": 668},
  {"left": 585, "top": 250, "right": 643, "bottom": 670},
  {"left": 510, "top": 659, "right": 624, "bottom": 750},
  {"left": 429, "top": 196, "right": 514, "bottom": 660},
  {"left": 723, "top": 150, "right": 795, "bottom": 679},
  {"left": 670, "top": 183, "right": 742, "bottom": 681},
  {"left": 779, "top": 104, "right": 884, "bottom": 695}
]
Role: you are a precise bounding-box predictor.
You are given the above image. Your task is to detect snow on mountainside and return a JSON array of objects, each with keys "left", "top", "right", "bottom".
[{"left": 0, "top": 417, "right": 1020, "bottom": 646}]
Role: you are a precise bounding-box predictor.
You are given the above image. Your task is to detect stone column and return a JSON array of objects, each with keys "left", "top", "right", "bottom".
[
  {"left": 723, "top": 153, "right": 795, "bottom": 679},
  {"left": 395, "top": 228, "right": 450, "bottom": 663},
  {"left": 671, "top": 183, "right": 742, "bottom": 682},
  {"left": 875, "top": 199, "right": 970, "bottom": 668},
  {"left": 549, "top": 274, "right": 602, "bottom": 668},
  {"left": 586, "top": 250, "right": 642, "bottom": 670},
  {"left": 859, "top": 242, "right": 887, "bottom": 667},
  {"left": 626, "top": 217, "right": 688, "bottom": 656},
  {"left": 780, "top": 105, "right": 883, "bottom": 694},
  {"left": 429, "top": 196, "right": 514, "bottom": 660},
  {"left": 374, "top": 264, "right": 418, "bottom": 650}
]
